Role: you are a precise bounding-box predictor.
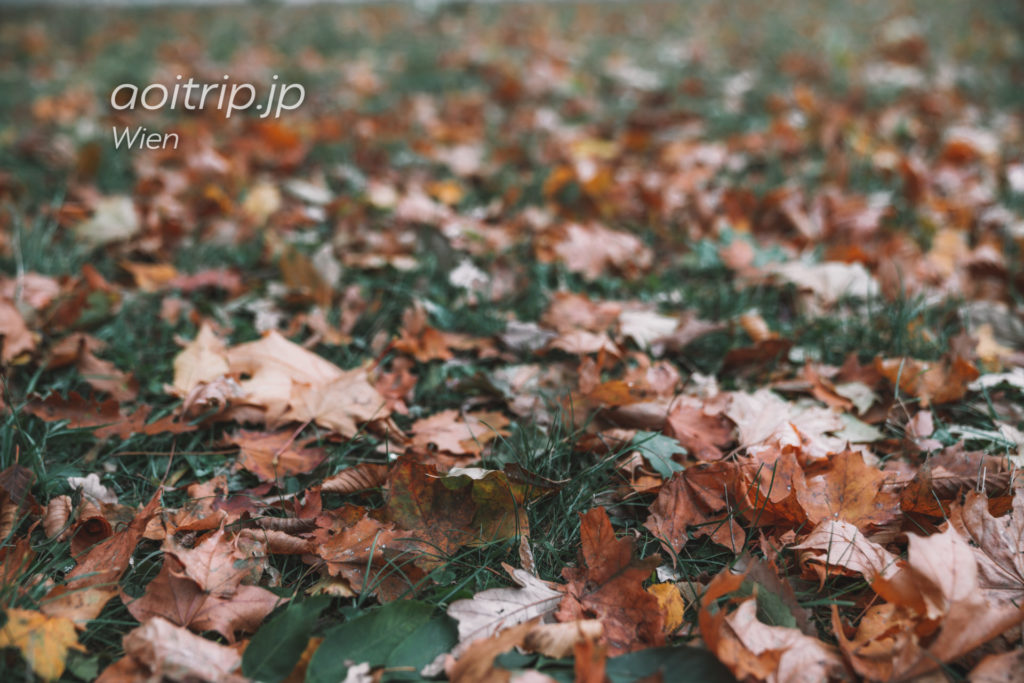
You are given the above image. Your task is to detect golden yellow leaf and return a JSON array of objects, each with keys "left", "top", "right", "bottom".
[
  {"left": 0, "top": 608, "right": 84, "bottom": 680},
  {"left": 647, "top": 582, "right": 686, "bottom": 633}
]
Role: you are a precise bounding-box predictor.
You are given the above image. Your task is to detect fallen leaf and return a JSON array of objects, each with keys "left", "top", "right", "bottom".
[
  {"left": 647, "top": 582, "right": 686, "bottom": 633},
  {"left": 558, "top": 507, "right": 664, "bottom": 655},
  {"left": 169, "top": 322, "right": 230, "bottom": 398},
  {"left": 74, "top": 196, "right": 139, "bottom": 247},
  {"left": 0, "top": 299, "right": 36, "bottom": 363},
  {"left": 446, "top": 564, "right": 562, "bottom": 658},
  {"left": 954, "top": 490, "right": 1024, "bottom": 605},
  {"left": 0, "top": 608, "right": 83, "bottom": 680},
  {"left": 792, "top": 519, "right": 899, "bottom": 583},
  {"left": 644, "top": 462, "right": 745, "bottom": 556},
  {"left": 876, "top": 355, "right": 980, "bottom": 407},
  {"left": 409, "top": 409, "right": 511, "bottom": 459},
  {"left": 228, "top": 430, "right": 327, "bottom": 482},
  {"left": 108, "top": 616, "right": 245, "bottom": 682},
  {"left": 797, "top": 450, "right": 901, "bottom": 530}
]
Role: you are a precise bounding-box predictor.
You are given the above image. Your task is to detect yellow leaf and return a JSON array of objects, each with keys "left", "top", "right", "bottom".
[
  {"left": 0, "top": 608, "right": 84, "bottom": 680},
  {"left": 647, "top": 582, "right": 686, "bottom": 633},
  {"left": 121, "top": 261, "right": 179, "bottom": 293}
]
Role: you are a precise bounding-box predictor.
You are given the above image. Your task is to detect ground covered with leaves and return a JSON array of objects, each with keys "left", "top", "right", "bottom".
[{"left": 2, "top": 1, "right": 1024, "bottom": 681}]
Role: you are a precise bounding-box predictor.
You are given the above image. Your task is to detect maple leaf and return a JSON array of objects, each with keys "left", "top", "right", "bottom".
[
  {"left": 720, "top": 599, "right": 847, "bottom": 683},
  {"left": 227, "top": 429, "right": 327, "bottom": 482},
  {"left": 726, "top": 389, "right": 847, "bottom": 461},
  {"left": 838, "top": 525, "right": 1024, "bottom": 680},
  {"left": 875, "top": 354, "right": 980, "bottom": 407},
  {"left": 45, "top": 333, "right": 138, "bottom": 401},
  {"left": 169, "top": 527, "right": 264, "bottom": 598},
  {"left": 558, "top": 507, "right": 664, "bottom": 655},
  {"left": 539, "top": 292, "right": 622, "bottom": 334},
  {"left": 0, "top": 608, "right": 84, "bottom": 680},
  {"left": 548, "top": 222, "right": 652, "bottom": 281},
  {"left": 124, "top": 530, "right": 282, "bottom": 642},
  {"left": 644, "top": 461, "right": 745, "bottom": 556},
  {"left": 392, "top": 304, "right": 454, "bottom": 362},
  {"left": 448, "top": 619, "right": 539, "bottom": 683},
  {"left": 797, "top": 450, "right": 901, "bottom": 530},
  {"left": 547, "top": 329, "right": 621, "bottom": 357},
  {"left": 409, "top": 409, "right": 511, "bottom": 460},
  {"left": 313, "top": 513, "right": 423, "bottom": 601},
  {"left": 664, "top": 395, "right": 734, "bottom": 461},
  {"left": 169, "top": 328, "right": 391, "bottom": 438}
]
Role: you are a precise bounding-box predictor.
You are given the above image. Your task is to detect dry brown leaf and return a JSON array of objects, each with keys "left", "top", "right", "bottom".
[
  {"left": 954, "top": 490, "right": 1024, "bottom": 605},
  {"left": 723, "top": 599, "right": 846, "bottom": 683},
  {"left": 839, "top": 526, "right": 1024, "bottom": 680},
  {"left": 449, "top": 619, "right": 538, "bottom": 683},
  {"left": 409, "top": 409, "right": 511, "bottom": 458},
  {"left": 43, "top": 495, "right": 73, "bottom": 540},
  {"left": 121, "top": 261, "right": 180, "bottom": 292},
  {"left": 664, "top": 395, "right": 734, "bottom": 461},
  {"left": 549, "top": 222, "right": 652, "bottom": 281},
  {"left": 644, "top": 461, "right": 745, "bottom": 556},
  {"left": 792, "top": 519, "right": 899, "bottom": 583},
  {"left": 558, "top": 507, "right": 664, "bottom": 655},
  {"left": 321, "top": 463, "right": 389, "bottom": 494},
  {"left": 876, "top": 355, "right": 980, "bottom": 407},
  {"left": 797, "top": 450, "right": 901, "bottom": 530},
  {"left": 228, "top": 430, "right": 327, "bottom": 482},
  {"left": 0, "top": 299, "right": 36, "bottom": 364},
  {"left": 42, "top": 491, "right": 161, "bottom": 627},
  {"left": 227, "top": 331, "right": 389, "bottom": 437},
  {"left": 110, "top": 617, "right": 245, "bottom": 683}
]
